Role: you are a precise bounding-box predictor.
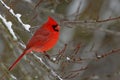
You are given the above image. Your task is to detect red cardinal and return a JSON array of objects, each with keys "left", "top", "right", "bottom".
[{"left": 9, "top": 16, "right": 60, "bottom": 71}]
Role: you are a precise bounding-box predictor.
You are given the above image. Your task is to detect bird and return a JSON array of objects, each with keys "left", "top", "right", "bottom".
[{"left": 8, "top": 16, "right": 60, "bottom": 71}]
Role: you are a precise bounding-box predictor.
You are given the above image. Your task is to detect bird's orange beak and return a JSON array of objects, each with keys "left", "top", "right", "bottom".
[{"left": 56, "top": 25, "right": 60, "bottom": 31}]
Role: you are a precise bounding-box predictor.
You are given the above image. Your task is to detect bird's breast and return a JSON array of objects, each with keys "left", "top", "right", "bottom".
[{"left": 41, "top": 32, "right": 59, "bottom": 52}]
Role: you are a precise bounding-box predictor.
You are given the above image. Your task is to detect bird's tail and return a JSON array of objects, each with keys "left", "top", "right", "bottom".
[{"left": 8, "top": 49, "right": 30, "bottom": 71}]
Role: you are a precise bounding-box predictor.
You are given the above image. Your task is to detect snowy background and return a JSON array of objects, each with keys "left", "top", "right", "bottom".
[{"left": 0, "top": 0, "right": 120, "bottom": 80}]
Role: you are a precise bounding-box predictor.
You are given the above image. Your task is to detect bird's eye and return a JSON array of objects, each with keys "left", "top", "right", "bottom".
[{"left": 52, "top": 24, "right": 59, "bottom": 32}]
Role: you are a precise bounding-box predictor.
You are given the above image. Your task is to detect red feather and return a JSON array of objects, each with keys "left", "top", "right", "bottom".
[{"left": 9, "top": 16, "right": 60, "bottom": 71}]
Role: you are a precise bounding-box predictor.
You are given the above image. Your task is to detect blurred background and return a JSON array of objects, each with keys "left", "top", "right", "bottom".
[{"left": 1, "top": 0, "right": 120, "bottom": 80}]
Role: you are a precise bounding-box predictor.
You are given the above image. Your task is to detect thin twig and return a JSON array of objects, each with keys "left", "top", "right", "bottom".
[
  {"left": 34, "top": 0, "right": 43, "bottom": 9},
  {"left": 95, "top": 48, "right": 120, "bottom": 60}
]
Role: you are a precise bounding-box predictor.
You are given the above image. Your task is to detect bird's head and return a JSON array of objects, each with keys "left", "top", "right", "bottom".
[{"left": 47, "top": 16, "right": 60, "bottom": 32}]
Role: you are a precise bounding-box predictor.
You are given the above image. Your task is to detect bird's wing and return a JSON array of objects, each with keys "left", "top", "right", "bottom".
[{"left": 26, "top": 28, "right": 50, "bottom": 49}]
